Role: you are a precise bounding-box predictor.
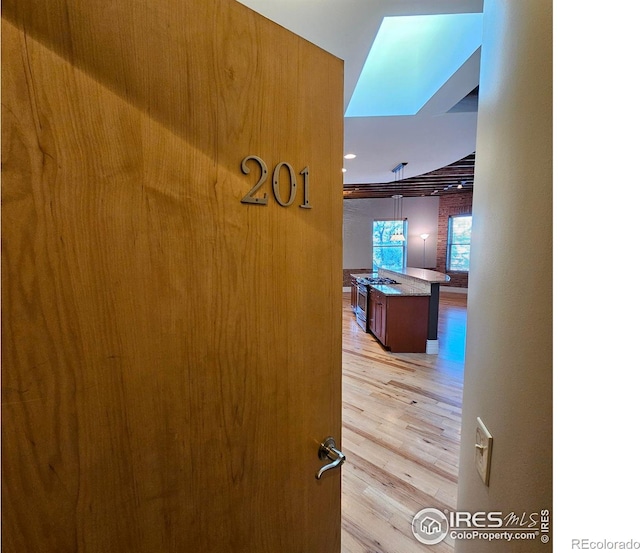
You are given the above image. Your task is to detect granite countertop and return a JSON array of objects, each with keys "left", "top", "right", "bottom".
[
  {"left": 350, "top": 268, "right": 450, "bottom": 297},
  {"left": 380, "top": 267, "right": 450, "bottom": 283},
  {"left": 370, "top": 283, "right": 430, "bottom": 297}
]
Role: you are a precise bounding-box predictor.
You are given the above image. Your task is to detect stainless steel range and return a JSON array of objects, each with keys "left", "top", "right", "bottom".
[{"left": 354, "top": 276, "right": 399, "bottom": 331}]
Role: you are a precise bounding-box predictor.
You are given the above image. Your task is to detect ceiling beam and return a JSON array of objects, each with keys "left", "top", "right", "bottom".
[{"left": 343, "top": 153, "right": 475, "bottom": 199}]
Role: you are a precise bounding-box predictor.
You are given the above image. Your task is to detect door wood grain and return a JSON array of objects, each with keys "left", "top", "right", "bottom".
[{"left": 1, "top": 1, "right": 343, "bottom": 551}]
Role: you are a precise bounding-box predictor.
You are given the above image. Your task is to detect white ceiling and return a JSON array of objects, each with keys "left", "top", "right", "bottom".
[{"left": 236, "top": 0, "right": 484, "bottom": 186}]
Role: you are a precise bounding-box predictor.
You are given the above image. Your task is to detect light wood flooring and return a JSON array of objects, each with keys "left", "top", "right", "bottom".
[{"left": 341, "top": 291, "right": 467, "bottom": 553}]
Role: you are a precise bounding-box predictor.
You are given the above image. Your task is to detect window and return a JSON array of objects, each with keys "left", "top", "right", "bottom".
[
  {"left": 372, "top": 219, "right": 407, "bottom": 271},
  {"left": 447, "top": 215, "right": 472, "bottom": 272}
]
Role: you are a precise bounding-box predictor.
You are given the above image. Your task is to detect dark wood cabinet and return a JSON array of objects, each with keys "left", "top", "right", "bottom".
[
  {"left": 368, "top": 288, "right": 385, "bottom": 341},
  {"left": 368, "top": 288, "right": 430, "bottom": 353}
]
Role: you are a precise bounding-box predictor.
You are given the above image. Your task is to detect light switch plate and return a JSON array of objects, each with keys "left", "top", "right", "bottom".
[{"left": 475, "top": 417, "right": 493, "bottom": 486}]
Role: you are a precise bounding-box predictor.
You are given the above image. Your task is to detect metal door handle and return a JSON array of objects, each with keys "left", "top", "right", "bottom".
[{"left": 316, "top": 437, "right": 346, "bottom": 479}]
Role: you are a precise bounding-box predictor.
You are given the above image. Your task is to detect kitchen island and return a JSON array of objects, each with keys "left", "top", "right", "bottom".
[{"left": 351, "top": 267, "right": 450, "bottom": 354}]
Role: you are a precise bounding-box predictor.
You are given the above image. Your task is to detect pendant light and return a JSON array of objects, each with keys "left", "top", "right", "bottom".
[
  {"left": 390, "top": 162, "right": 407, "bottom": 242},
  {"left": 390, "top": 194, "right": 405, "bottom": 242}
]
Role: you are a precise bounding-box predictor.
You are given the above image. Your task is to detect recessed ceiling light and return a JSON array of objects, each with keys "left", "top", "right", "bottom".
[
  {"left": 342, "top": 168, "right": 347, "bottom": 173},
  {"left": 346, "top": 13, "right": 483, "bottom": 117},
  {"left": 344, "top": 153, "right": 357, "bottom": 160}
]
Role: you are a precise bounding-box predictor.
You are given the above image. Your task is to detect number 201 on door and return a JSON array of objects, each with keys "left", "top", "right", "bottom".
[{"left": 240, "top": 155, "right": 311, "bottom": 209}]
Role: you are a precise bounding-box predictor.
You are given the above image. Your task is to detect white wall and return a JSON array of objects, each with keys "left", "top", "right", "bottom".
[
  {"left": 455, "top": 1, "right": 552, "bottom": 552},
  {"left": 343, "top": 197, "right": 439, "bottom": 269}
]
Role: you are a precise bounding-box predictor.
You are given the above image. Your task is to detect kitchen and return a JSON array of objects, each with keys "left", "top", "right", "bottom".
[{"left": 350, "top": 268, "right": 449, "bottom": 353}]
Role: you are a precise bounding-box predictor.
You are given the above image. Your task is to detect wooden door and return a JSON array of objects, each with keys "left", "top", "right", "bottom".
[{"left": 1, "top": 1, "right": 343, "bottom": 551}]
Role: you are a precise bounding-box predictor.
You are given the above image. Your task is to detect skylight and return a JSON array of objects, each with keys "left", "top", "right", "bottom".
[{"left": 345, "top": 13, "right": 483, "bottom": 117}]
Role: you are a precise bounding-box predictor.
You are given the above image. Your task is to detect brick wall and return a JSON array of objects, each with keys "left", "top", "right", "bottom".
[{"left": 436, "top": 191, "right": 473, "bottom": 288}]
